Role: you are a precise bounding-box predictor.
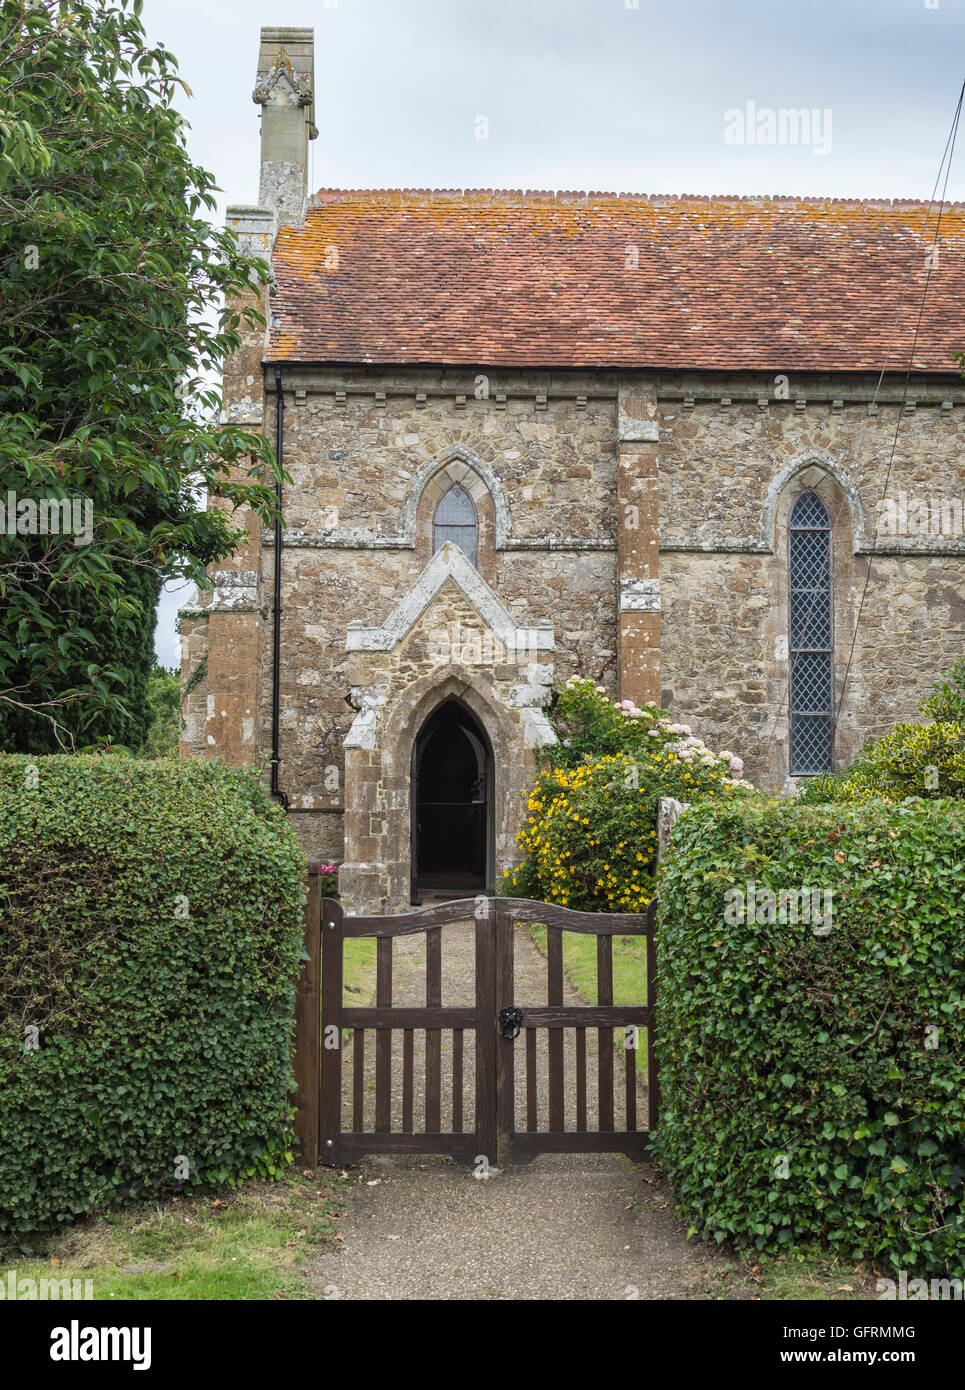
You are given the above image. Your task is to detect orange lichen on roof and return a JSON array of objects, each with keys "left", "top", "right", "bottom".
[{"left": 268, "top": 189, "right": 965, "bottom": 371}]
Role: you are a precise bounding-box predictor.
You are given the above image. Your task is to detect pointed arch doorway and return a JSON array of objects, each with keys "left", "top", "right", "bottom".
[{"left": 410, "top": 700, "right": 493, "bottom": 902}]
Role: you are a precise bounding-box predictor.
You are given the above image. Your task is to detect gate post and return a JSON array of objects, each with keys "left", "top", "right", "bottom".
[
  {"left": 319, "top": 896, "right": 344, "bottom": 1164},
  {"left": 293, "top": 862, "right": 322, "bottom": 1166},
  {"left": 646, "top": 895, "right": 660, "bottom": 1132}
]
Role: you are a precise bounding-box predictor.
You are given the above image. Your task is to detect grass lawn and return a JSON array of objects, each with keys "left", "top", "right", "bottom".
[
  {"left": 754, "top": 1250, "right": 880, "bottom": 1301},
  {"left": 0, "top": 1171, "right": 347, "bottom": 1301},
  {"left": 340, "top": 936, "right": 377, "bottom": 1046},
  {"left": 342, "top": 937, "right": 377, "bottom": 1002},
  {"left": 528, "top": 922, "right": 649, "bottom": 1071}
]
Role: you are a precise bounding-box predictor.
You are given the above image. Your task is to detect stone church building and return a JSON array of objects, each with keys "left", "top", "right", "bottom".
[{"left": 180, "top": 27, "right": 965, "bottom": 913}]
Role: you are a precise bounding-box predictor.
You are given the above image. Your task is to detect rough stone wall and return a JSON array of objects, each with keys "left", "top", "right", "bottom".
[
  {"left": 845, "top": 554, "right": 965, "bottom": 736},
  {"left": 247, "top": 372, "right": 622, "bottom": 875},
  {"left": 659, "top": 382, "right": 965, "bottom": 550},
  {"left": 657, "top": 376, "right": 965, "bottom": 787},
  {"left": 272, "top": 373, "right": 618, "bottom": 545},
  {"left": 180, "top": 361, "right": 965, "bottom": 892},
  {"left": 617, "top": 384, "right": 661, "bottom": 705}
]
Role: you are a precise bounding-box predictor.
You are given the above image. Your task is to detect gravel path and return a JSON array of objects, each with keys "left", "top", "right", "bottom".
[
  {"left": 306, "top": 914, "right": 754, "bottom": 1300},
  {"left": 308, "top": 1151, "right": 753, "bottom": 1300}
]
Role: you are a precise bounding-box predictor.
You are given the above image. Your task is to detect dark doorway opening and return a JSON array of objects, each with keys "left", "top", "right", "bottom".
[{"left": 412, "top": 701, "right": 491, "bottom": 901}]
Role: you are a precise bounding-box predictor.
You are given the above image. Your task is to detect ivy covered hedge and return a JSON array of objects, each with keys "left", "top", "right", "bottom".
[
  {"left": 656, "top": 797, "right": 965, "bottom": 1277},
  {"left": 0, "top": 756, "right": 306, "bottom": 1247}
]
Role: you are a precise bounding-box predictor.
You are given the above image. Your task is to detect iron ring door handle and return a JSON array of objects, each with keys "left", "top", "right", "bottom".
[{"left": 498, "top": 1005, "right": 523, "bottom": 1040}]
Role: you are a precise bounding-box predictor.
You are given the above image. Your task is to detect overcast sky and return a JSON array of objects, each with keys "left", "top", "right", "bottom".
[{"left": 148, "top": 0, "right": 965, "bottom": 667}]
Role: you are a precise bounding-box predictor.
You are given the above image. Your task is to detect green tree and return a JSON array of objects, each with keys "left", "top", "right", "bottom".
[
  {"left": 137, "top": 662, "right": 180, "bottom": 758},
  {"left": 0, "top": 0, "right": 281, "bottom": 751}
]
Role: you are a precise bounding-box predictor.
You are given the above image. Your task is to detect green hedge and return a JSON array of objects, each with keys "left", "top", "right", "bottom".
[
  {"left": 0, "top": 755, "right": 306, "bottom": 1247},
  {"left": 655, "top": 797, "right": 965, "bottom": 1276}
]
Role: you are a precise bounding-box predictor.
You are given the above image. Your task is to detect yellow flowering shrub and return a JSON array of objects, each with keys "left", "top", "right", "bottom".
[{"left": 504, "top": 694, "right": 759, "bottom": 910}]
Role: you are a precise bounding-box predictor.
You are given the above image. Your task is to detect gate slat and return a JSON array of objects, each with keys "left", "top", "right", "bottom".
[
  {"left": 353, "top": 1029, "right": 365, "bottom": 1132},
  {"left": 475, "top": 913, "right": 497, "bottom": 1163},
  {"left": 402, "top": 1029, "right": 414, "bottom": 1133},
  {"left": 597, "top": 934, "right": 614, "bottom": 1131},
  {"left": 575, "top": 1027, "right": 587, "bottom": 1131},
  {"left": 452, "top": 1029, "right": 463, "bottom": 1133},
  {"left": 625, "top": 1035, "right": 636, "bottom": 1131},
  {"left": 547, "top": 926, "right": 564, "bottom": 1132},
  {"left": 375, "top": 937, "right": 392, "bottom": 1132},
  {"left": 526, "top": 1027, "right": 537, "bottom": 1131},
  {"left": 495, "top": 906, "right": 515, "bottom": 1152},
  {"left": 425, "top": 927, "right": 441, "bottom": 1133}
]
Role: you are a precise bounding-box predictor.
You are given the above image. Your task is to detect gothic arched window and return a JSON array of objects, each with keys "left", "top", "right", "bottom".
[
  {"left": 433, "top": 483, "right": 478, "bottom": 566},
  {"left": 789, "top": 491, "right": 834, "bottom": 775}
]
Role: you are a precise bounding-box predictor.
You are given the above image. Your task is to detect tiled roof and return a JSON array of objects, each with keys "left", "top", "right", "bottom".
[{"left": 268, "top": 190, "right": 965, "bottom": 372}]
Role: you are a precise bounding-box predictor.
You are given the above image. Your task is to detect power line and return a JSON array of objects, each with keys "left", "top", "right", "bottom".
[
  {"left": 830, "top": 76, "right": 965, "bottom": 753},
  {"left": 760, "top": 76, "right": 965, "bottom": 776}
]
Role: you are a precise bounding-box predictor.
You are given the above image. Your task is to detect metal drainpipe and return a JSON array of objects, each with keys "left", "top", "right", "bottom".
[{"left": 270, "top": 365, "right": 288, "bottom": 810}]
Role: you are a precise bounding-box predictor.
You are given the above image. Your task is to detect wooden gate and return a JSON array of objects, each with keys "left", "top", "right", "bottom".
[{"left": 293, "top": 873, "right": 657, "bottom": 1167}]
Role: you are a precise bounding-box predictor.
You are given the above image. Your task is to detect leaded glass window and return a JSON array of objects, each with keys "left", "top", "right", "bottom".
[
  {"left": 433, "top": 483, "right": 478, "bottom": 565},
  {"left": 789, "top": 491, "right": 833, "bottom": 774}
]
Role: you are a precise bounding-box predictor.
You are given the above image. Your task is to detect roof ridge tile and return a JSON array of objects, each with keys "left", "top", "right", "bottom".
[{"left": 305, "top": 186, "right": 965, "bottom": 212}]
